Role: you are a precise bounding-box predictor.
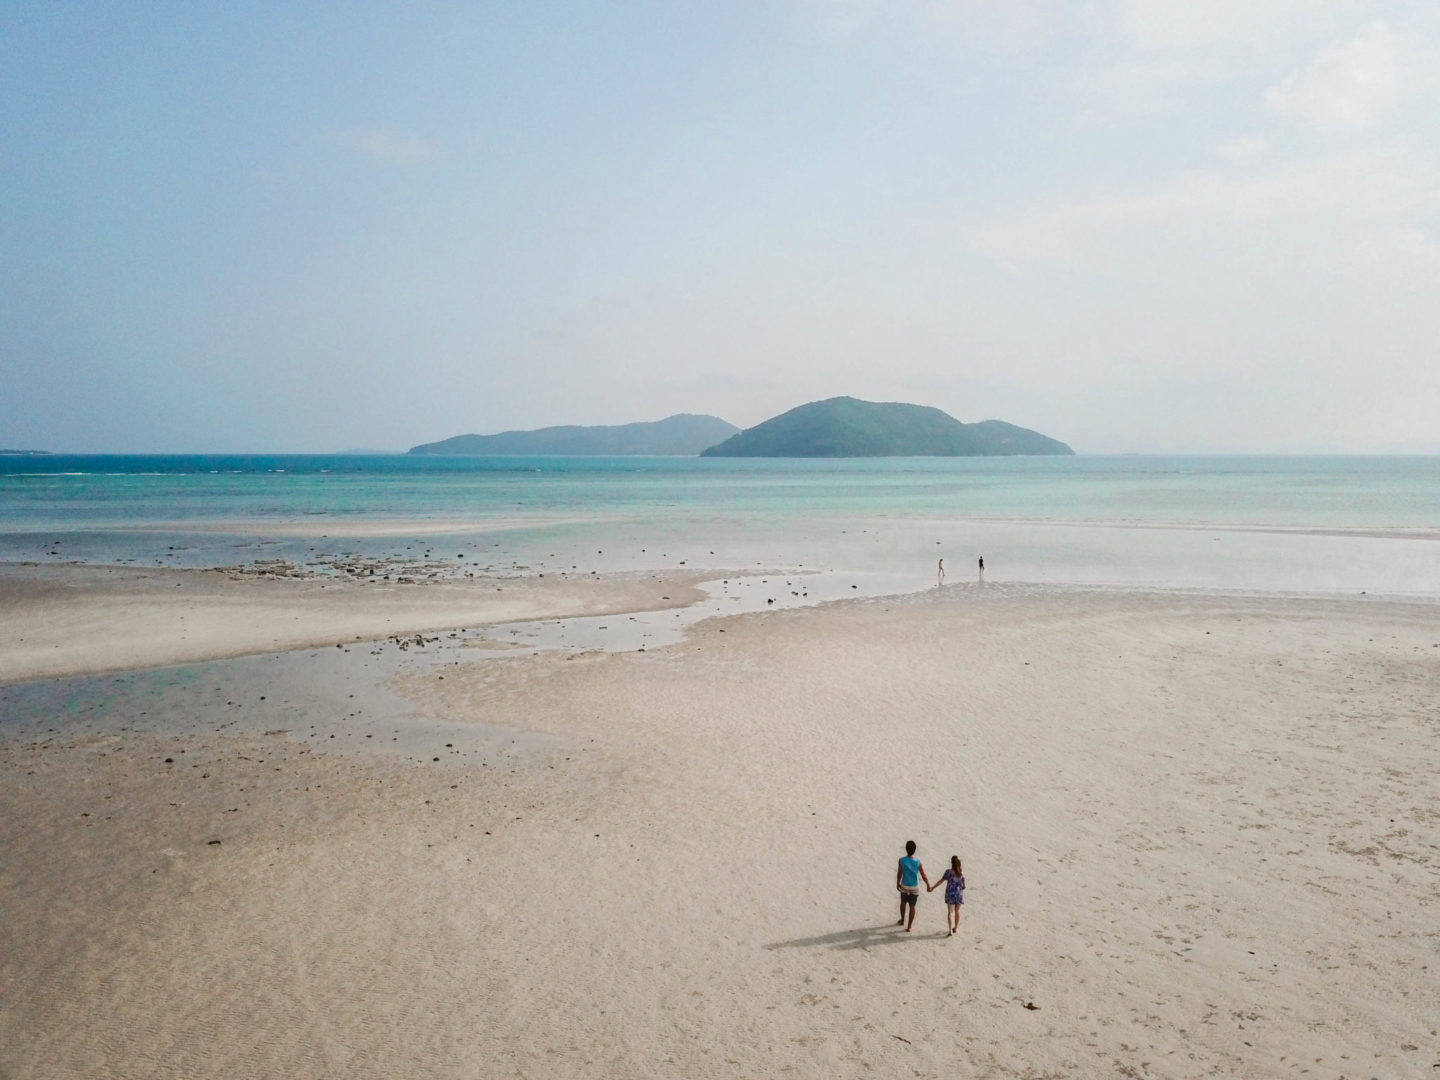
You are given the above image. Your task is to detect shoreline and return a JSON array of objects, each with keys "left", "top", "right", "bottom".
[
  {"left": 5, "top": 557, "right": 1438, "bottom": 686},
  {"left": 10, "top": 512, "right": 1440, "bottom": 546}
]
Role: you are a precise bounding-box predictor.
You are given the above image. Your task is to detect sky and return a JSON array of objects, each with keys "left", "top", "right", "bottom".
[{"left": 2, "top": 1, "right": 1438, "bottom": 454}]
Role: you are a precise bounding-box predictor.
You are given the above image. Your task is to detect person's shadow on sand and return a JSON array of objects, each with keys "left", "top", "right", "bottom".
[{"left": 765, "top": 925, "right": 949, "bottom": 951}]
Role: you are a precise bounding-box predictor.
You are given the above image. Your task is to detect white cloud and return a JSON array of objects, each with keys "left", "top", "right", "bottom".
[
  {"left": 797, "top": 0, "right": 885, "bottom": 40},
  {"left": 802, "top": 0, "right": 1316, "bottom": 54},
  {"left": 970, "top": 149, "right": 1437, "bottom": 271},
  {"left": 1346, "top": 381, "right": 1440, "bottom": 451},
  {"left": 1115, "top": 0, "right": 1309, "bottom": 51},
  {"left": 1214, "top": 133, "right": 1268, "bottom": 161},
  {"left": 1265, "top": 21, "right": 1409, "bottom": 132},
  {"left": 792, "top": 0, "right": 1070, "bottom": 53},
  {"left": 963, "top": 141, "right": 1440, "bottom": 451},
  {"left": 339, "top": 129, "right": 436, "bottom": 165}
]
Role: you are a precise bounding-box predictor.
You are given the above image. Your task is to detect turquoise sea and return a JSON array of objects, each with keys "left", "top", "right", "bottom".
[{"left": 2, "top": 454, "right": 1438, "bottom": 600}]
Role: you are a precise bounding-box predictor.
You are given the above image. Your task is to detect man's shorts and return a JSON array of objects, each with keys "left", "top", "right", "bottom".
[{"left": 900, "top": 889, "right": 919, "bottom": 907}]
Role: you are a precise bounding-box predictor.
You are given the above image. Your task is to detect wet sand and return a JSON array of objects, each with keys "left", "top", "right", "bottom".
[
  {"left": 0, "top": 563, "right": 731, "bottom": 683},
  {"left": 2, "top": 581, "right": 1438, "bottom": 1078}
]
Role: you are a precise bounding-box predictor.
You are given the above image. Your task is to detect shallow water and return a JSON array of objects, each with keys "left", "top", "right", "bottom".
[{"left": 2, "top": 454, "right": 1437, "bottom": 598}]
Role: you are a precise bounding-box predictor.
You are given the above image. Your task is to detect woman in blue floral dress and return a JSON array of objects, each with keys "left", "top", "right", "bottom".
[{"left": 928, "top": 855, "right": 965, "bottom": 935}]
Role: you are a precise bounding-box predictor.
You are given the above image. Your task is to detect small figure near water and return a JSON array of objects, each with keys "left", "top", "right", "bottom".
[
  {"left": 896, "top": 840, "right": 930, "bottom": 931},
  {"left": 928, "top": 855, "right": 965, "bottom": 935},
  {"left": 978, "top": 554, "right": 985, "bottom": 580},
  {"left": 937, "top": 558, "right": 945, "bottom": 586}
]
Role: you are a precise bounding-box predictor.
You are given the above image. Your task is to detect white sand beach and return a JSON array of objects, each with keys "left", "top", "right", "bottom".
[{"left": 2, "top": 578, "right": 1437, "bottom": 1078}]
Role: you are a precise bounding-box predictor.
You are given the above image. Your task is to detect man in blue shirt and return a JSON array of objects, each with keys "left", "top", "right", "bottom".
[{"left": 896, "top": 840, "right": 931, "bottom": 931}]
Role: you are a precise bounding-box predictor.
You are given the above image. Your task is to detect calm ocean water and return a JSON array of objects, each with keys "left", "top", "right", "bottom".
[{"left": 2, "top": 454, "right": 1438, "bottom": 599}]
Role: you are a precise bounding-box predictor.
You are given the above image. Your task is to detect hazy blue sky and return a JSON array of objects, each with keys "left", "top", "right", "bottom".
[{"left": 3, "top": 1, "right": 1437, "bottom": 452}]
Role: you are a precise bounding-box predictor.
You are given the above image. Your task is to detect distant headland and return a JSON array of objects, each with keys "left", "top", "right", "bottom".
[
  {"left": 408, "top": 414, "right": 739, "bottom": 456},
  {"left": 0, "top": 449, "right": 52, "bottom": 456},
  {"left": 702, "top": 397, "right": 1073, "bottom": 457}
]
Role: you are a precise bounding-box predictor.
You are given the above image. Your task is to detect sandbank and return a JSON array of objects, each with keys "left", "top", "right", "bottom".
[{"left": 0, "top": 562, "right": 726, "bottom": 683}]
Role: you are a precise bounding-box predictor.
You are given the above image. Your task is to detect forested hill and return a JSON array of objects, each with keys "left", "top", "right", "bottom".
[
  {"left": 700, "top": 397, "right": 1073, "bottom": 457},
  {"left": 409, "top": 414, "right": 739, "bottom": 456}
]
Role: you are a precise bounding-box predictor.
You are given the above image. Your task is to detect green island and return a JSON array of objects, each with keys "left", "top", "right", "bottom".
[
  {"left": 409, "top": 414, "right": 739, "bottom": 456},
  {"left": 701, "top": 397, "right": 1073, "bottom": 457}
]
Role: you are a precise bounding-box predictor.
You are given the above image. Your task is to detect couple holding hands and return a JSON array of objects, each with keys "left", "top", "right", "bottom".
[{"left": 896, "top": 840, "right": 965, "bottom": 935}]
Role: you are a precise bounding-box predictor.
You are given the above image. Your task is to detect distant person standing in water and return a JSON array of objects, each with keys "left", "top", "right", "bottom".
[
  {"left": 978, "top": 555, "right": 985, "bottom": 579},
  {"left": 896, "top": 841, "right": 930, "bottom": 931},
  {"left": 928, "top": 855, "right": 965, "bottom": 935},
  {"left": 937, "top": 558, "right": 945, "bottom": 586}
]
